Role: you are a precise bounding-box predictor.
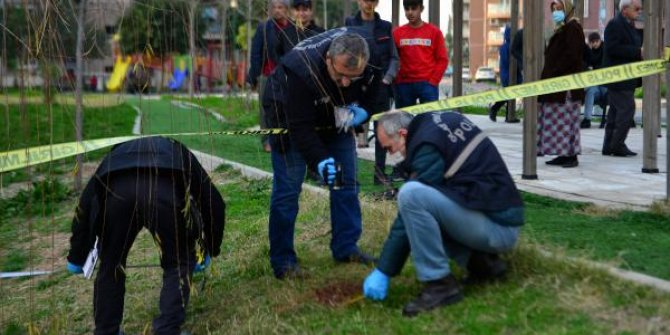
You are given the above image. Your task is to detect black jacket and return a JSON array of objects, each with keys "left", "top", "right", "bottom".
[
  {"left": 275, "top": 20, "right": 325, "bottom": 62},
  {"left": 248, "top": 19, "right": 284, "bottom": 86},
  {"left": 603, "top": 13, "right": 643, "bottom": 90},
  {"left": 262, "top": 27, "right": 379, "bottom": 170},
  {"left": 67, "top": 137, "right": 226, "bottom": 264},
  {"left": 586, "top": 44, "right": 604, "bottom": 70}
]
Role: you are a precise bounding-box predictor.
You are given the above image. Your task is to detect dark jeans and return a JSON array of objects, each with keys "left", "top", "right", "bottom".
[
  {"left": 94, "top": 171, "right": 195, "bottom": 335},
  {"left": 394, "top": 81, "right": 439, "bottom": 108},
  {"left": 604, "top": 89, "right": 635, "bottom": 152},
  {"left": 269, "top": 131, "right": 362, "bottom": 276}
]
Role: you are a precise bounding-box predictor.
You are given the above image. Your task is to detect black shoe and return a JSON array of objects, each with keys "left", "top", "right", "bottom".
[
  {"left": 545, "top": 156, "right": 567, "bottom": 165},
  {"left": 373, "top": 174, "right": 388, "bottom": 185},
  {"left": 275, "top": 265, "right": 309, "bottom": 280},
  {"left": 488, "top": 106, "right": 497, "bottom": 122},
  {"left": 612, "top": 147, "right": 637, "bottom": 157},
  {"left": 505, "top": 118, "right": 521, "bottom": 123},
  {"left": 336, "top": 251, "right": 377, "bottom": 265},
  {"left": 580, "top": 119, "right": 591, "bottom": 129},
  {"left": 389, "top": 165, "right": 407, "bottom": 182},
  {"left": 602, "top": 149, "right": 612, "bottom": 156},
  {"left": 561, "top": 155, "right": 579, "bottom": 168},
  {"left": 402, "top": 275, "right": 464, "bottom": 317},
  {"left": 463, "top": 252, "right": 507, "bottom": 285}
]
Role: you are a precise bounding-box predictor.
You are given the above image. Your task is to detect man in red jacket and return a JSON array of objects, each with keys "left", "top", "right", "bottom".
[{"left": 392, "top": 0, "right": 448, "bottom": 108}]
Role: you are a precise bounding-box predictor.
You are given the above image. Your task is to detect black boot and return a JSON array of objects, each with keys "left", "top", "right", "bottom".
[
  {"left": 463, "top": 252, "right": 507, "bottom": 285},
  {"left": 488, "top": 104, "right": 497, "bottom": 122},
  {"left": 546, "top": 156, "right": 567, "bottom": 165},
  {"left": 580, "top": 119, "right": 591, "bottom": 129},
  {"left": 561, "top": 155, "right": 579, "bottom": 168},
  {"left": 402, "top": 274, "right": 464, "bottom": 317}
]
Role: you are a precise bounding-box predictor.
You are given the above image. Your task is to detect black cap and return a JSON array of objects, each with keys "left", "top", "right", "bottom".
[
  {"left": 292, "top": 0, "right": 312, "bottom": 8},
  {"left": 588, "top": 32, "right": 601, "bottom": 42}
]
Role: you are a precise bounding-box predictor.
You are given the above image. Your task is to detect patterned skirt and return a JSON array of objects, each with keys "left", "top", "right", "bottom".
[{"left": 537, "top": 99, "right": 582, "bottom": 156}]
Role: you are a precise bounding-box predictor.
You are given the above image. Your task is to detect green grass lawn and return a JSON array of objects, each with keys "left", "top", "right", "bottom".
[
  {"left": 0, "top": 101, "right": 136, "bottom": 185},
  {"left": 1, "top": 167, "right": 669, "bottom": 334}
]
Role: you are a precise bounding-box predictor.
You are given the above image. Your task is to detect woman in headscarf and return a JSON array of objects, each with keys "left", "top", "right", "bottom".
[{"left": 537, "top": 0, "right": 585, "bottom": 168}]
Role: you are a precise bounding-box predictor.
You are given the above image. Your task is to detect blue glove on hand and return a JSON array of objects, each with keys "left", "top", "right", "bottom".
[
  {"left": 363, "top": 268, "right": 390, "bottom": 301},
  {"left": 66, "top": 261, "right": 83, "bottom": 274},
  {"left": 348, "top": 104, "right": 369, "bottom": 127},
  {"left": 317, "top": 157, "right": 336, "bottom": 185},
  {"left": 194, "top": 254, "right": 211, "bottom": 273}
]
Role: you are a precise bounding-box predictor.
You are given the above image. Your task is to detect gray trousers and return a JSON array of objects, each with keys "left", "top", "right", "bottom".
[{"left": 604, "top": 89, "right": 635, "bottom": 152}]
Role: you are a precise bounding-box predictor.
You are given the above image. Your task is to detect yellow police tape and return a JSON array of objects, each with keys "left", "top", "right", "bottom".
[
  {"left": 374, "top": 47, "right": 670, "bottom": 117},
  {"left": 1, "top": 48, "right": 669, "bottom": 173},
  {"left": 0, "top": 130, "right": 286, "bottom": 173}
]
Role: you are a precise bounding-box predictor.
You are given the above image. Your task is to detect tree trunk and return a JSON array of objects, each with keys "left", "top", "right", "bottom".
[{"left": 74, "top": 0, "right": 87, "bottom": 191}]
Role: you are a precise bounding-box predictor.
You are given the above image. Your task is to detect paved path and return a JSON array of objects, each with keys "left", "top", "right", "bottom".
[{"left": 357, "top": 114, "right": 668, "bottom": 210}]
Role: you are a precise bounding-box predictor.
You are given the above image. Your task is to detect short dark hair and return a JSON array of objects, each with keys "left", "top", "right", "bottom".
[
  {"left": 588, "top": 32, "right": 601, "bottom": 42},
  {"left": 403, "top": 0, "right": 423, "bottom": 9}
]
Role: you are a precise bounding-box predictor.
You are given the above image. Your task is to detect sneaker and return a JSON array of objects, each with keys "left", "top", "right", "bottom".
[
  {"left": 462, "top": 252, "right": 507, "bottom": 285},
  {"left": 389, "top": 164, "right": 407, "bottom": 182},
  {"left": 336, "top": 251, "right": 377, "bottom": 265},
  {"left": 488, "top": 105, "right": 497, "bottom": 122},
  {"left": 402, "top": 274, "right": 464, "bottom": 317}
]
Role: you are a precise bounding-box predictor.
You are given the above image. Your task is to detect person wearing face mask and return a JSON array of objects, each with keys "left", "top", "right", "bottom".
[
  {"left": 601, "top": 0, "right": 643, "bottom": 157},
  {"left": 275, "top": 0, "right": 325, "bottom": 61},
  {"left": 345, "top": 0, "right": 399, "bottom": 185},
  {"left": 537, "top": 0, "right": 585, "bottom": 168}
]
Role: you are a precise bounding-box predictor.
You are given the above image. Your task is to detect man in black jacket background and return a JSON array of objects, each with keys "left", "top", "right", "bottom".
[
  {"left": 66, "top": 137, "right": 226, "bottom": 335},
  {"left": 601, "top": 0, "right": 643, "bottom": 157}
]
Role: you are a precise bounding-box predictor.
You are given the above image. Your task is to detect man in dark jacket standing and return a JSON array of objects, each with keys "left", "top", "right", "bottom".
[
  {"left": 275, "top": 0, "right": 325, "bottom": 60},
  {"left": 263, "top": 28, "right": 377, "bottom": 279},
  {"left": 345, "top": 0, "right": 399, "bottom": 184},
  {"left": 602, "top": 0, "right": 643, "bottom": 157},
  {"left": 363, "top": 111, "right": 524, "bottom": 317},
  {"left": 66, "top": 137, "right": 226, "bottom": 335},
  {"left": 248, "top": 0, "right": 291, "bottom": 152}
]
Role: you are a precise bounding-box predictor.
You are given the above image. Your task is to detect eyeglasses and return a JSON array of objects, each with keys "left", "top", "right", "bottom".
[{"left": 329, "top": 59, "right": 364, "bottom": 83}]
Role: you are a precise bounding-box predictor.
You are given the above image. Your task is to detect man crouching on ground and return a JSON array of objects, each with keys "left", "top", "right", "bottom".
[{"left": 362, "top": 110, "right": 524, "bottom": 317}]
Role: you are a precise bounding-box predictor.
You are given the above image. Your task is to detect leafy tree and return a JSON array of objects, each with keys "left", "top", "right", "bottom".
[
  {"left": 0, "top": 1, "right": 107, "bottom": 69},
  {"left": 118, "top": 0, "right": 208, "bottom": 56}
]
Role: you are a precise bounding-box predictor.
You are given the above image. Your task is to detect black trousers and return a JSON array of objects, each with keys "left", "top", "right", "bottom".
[
  {"left": 93, "top": 170, "right": 196, "bottom": 335},
  {"left": 604, "top": 89, "right": 635, "bottom": 152}
]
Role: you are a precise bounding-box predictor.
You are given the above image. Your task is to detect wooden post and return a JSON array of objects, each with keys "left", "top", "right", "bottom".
[
  {"left": 506, "top": 0, "right": 519, "bottom": 122},
  {"left": 392, "top": 0, "right": 400, "bottom": 27},
  {"left": 429, "top": 0, "right": 440, "bottom": 27},
  {"left": 452, "top": 0, "right": 463, "bottom": 111},
  {"left": 574, "top": 0, "right": 584, "bottom": 22},
  {"left": 522, "top": 0, "right": 542, "bottom": 180},
  {"left": 188, "top": 1, "right": 196, "bottom": 98},
  {"left": 642, "top": 0, "right": 661, "bottom": 173}
]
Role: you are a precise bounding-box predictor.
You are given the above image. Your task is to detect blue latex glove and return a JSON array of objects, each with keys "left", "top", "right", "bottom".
[
  {"left": 66, "top": 261, "right": 83, "bottom": 274},
  {"left": 363, "top": 268, "right": 390, "bottom": 301},
  {"left": 317, "top": 157, "right": 336, "bottom": 185},
  {"left": 348, "top": 104, "right": 369, "bottom": 127},
  {"left": 194, "top": 254, "right": 211, "bottom": 273}
]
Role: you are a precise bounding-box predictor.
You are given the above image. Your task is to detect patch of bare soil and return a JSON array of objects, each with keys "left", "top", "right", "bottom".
[{"left": 314, "top": 281, "right": 361, "bottom": 307}]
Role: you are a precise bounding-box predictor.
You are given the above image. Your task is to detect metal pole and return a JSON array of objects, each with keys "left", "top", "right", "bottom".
[
  {"left": 74, "top": 0, "right": 87, "bottom": 191},
  {"left": 392, "top": 0, "right": 399, "bottom": 27},
  {"left": 665, "top": 0, "right": 670, "bottom": 198},
  {"left": 452, "top": 0, "right": 463, "bottom": 110},
  {"left": 522, "top": 0, "right": 542, "bottom": 180},
  {"left": 507, "top": 0, "right": 519, "bottom": 122},
  {"left": 222, "top": 1, "right": 228, "bottom": 94},
  {"left": 429, "top": 0, "right": 440, "bottom": 27},
  {"left": 642, "top": 0, "right": 661, "bottom": 173}
]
